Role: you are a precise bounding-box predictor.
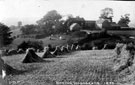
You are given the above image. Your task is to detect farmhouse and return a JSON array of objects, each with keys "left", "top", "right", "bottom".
[{"left": 66, "top": 17, "right": 135, "bottom": 31}]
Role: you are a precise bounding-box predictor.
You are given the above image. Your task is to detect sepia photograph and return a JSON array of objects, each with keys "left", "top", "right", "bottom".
[{"left": 0, "top": 0, "right": 135, "bottom": 85}]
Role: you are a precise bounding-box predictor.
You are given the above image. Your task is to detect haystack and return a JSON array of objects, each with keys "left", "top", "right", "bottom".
[
  {"left": 42, "top": 47, "right": 55, "bottom": 58},
  {"left": 52, "top": 46, "right": 62, "bottom": 56},
  {"left": 75, "top": 45, "right": 81, "bottom": 50},
  {"left": 114, "top": 43, "right": 124, "bottom": 55},
  {"left": 0, "top": 55, "right": 19, "bottom": 78},
  {"left": 17, "top": 49, "right": 25, "bottom": 54},
  {"left": 61, "top": 46, "right": 69, "bottom": 54},
  {"left": 22, "top": 48, "right": 44, "bottom": 63},
  {"left": 92, "top": 46, "right": 98, "bottom": 50},
  {"left": 7, "top": 49, "right": 17, "bottom": 55},
  {"left": 113, "top": 44, "right": 135, "bottom": 73},
  {"left": 0, "top": 64, "right": 9, "bottom": 85},
  {"left": 4, "top": 64, "right": 19, "bottom": 75},
  {"left": 0, "top": 56, "right": 4, "bottom": 77},
  {"left": 71, "top": 44, "right": 76, "bottom": 51},
  {"left": 66, "top": 44, "right": 71, "bottom": 51},
  {"left": 102, "top": 43, "right": 116, "bottom": 49}
]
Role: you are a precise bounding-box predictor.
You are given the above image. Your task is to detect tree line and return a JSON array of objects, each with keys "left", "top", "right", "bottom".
[
  {"left": 20, "top": 10, "right": 79, "bottom": 37},
  {"left": 0, "top": 7, "right": 131, "bottom": 46},
  {"left": 21, "top": 8, "right": 131, "bottom": 36}
]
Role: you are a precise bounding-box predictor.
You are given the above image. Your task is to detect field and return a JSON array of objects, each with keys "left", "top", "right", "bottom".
[
  {"left": 10, "top": 34, "right": 75, "bottom": 49},
  {"left": 2, "top": 50, "right": 120, "bottom": 85},
  {"left": 3, "top": 31, "right": 134, "bottom": 85}
]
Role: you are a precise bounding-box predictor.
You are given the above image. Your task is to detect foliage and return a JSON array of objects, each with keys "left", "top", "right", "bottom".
[
  {"left": 99, "top": 7, "right": 113, "bottom": 19},
  {"left": 0, "top": 23, "right": 13, "bottom": 46},
  {"left": 97, "top": 7, "right": 113, "bottom": 30},
  {"left": 37, "top": 10, "right": 62, "bottom": 25},
  {"left": 20, "top": 10, "right": 85, "bottom": 37},
  {"left": 36, "top": 10, "right": 68, "bottom": 35},
  {"left": 118, "top": 14, "right": 130, "bottom": 27},
  {"left": 67, "top": 39, "right": 75, "bottom": 45},
  {"left": 20, "top": 24, "right": 39, "bottom": 35},
  {"left": 17, "top": 40, "right": 44, "bottom": 51},
  {"left": 71, "top": 31, "right": 87, "bottom": 38},
  {"left": 35, "top": 34, "right": 47, "bottom": 39}
]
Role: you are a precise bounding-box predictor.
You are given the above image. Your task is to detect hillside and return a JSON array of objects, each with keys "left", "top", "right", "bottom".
[
  {"left": 10, "top": 31, "right": 86, "bottom": 49},
  {"left": 10, "top": 29, "right": 22, "bottom": 37},
  {"left": 10, "top": 34, "right": 72, "bottom": 49}
]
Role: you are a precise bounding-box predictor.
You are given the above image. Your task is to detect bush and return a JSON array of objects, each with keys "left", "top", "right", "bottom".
[
  {"left": 17, "top": 41, "right": 44, "bottom": 52},
  {"left": 67, "top": 39, "right": 75, "bottom": 45},
  {"left": 71, "top": 31, "right": 88, "bottom": 38},
  {"left": 35, "top": 34, "right": 48, "bottom": 39}
]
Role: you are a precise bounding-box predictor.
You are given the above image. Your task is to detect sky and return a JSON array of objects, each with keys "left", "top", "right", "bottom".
[{"left": 0, "top": 0, "right": 135, "bottom": 27}]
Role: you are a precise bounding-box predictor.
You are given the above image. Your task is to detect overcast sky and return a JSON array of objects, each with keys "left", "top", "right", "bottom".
[{"left": 0, "top": 0, "right": 135, "bottom": 27}]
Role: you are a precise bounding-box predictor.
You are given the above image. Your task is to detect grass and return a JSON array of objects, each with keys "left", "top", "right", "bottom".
[
  {"left": 2, "top": 50, "right": 119, "bottom": 85},
  {"left": 10, "top": 31, "right": 86, "bottom": 49},
  {"left": 10, "top": 34, "right": 73, "bottom": 49}
]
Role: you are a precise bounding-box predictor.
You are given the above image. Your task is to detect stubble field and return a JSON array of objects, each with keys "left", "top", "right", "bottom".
[{"left": 1, "top": 50, "right": 120, "bottom": 85}]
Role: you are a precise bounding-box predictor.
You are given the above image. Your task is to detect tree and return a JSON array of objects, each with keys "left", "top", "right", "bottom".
[
  {"left": 20, "top": 24, "right": 39, "bottom": 35},
  {"left": 118, "top": 14, "right": 130, "bottom": 27},
  {"left": 99, "top": 7, "right": 113, "bottom": 21},
  {"left": 0, "top": 23, "right": 13, "bottom": 46},
  {"left": 37, "top": 10, "right": 62, "bottom": 25},
  {"left": 60, "top": 14, "right": 74, "bottom": 32},
  {"left": 36, "top": 10, "right": 67, "bottom": 35},
  {"left": 96, "top": 7, "right": 113, "bottom": 30}
]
